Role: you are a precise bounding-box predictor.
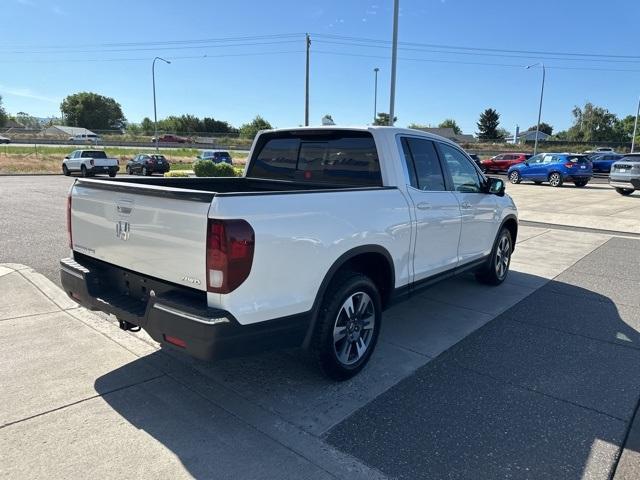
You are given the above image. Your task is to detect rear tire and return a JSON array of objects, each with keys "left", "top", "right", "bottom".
[
  {"left": 80, "top": 165, "right": 88, "bottom": 177},
  {"left": 574, "top": 180, "right": 589, "bottom": 187},
  {"left": 62, "top": 165, "right": 70, "bottom": 176},
  {"left": 616, "top": 188, "right": 634, "bottom": 196},
  {"left": 312, "top": 271, "right": 381, "bottom": 381},
  {"left": 549, "top": 172, "right": 563, "bottom": 187},
  {"left": 476, "top": 228, "right": 512, "bottom": 286},
  {"left": 508, "top": 171, "right": 521, "bottom": 184},
  {"left": 534, "top": 181, "right": 542, "bottom": 185},
  {"left": 108, "top": 171, "right": 117, "bottom": 178}
]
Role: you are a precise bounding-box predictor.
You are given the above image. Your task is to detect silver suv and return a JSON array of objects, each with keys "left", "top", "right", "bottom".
[{"left": 609, "top": 153, "right": 640, "bottom": 196}]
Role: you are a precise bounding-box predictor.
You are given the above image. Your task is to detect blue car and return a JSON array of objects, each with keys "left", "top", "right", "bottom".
[
  {"left": 590, "top": 153, "right": 623, "bottom": 173},
  {"left": 507, "top": 153, "right": 592, "bottom": 187}
]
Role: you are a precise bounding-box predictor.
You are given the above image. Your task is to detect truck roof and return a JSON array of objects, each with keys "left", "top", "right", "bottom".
[{"left": 260, "top": 125, "right": 462, "bottom": 147}]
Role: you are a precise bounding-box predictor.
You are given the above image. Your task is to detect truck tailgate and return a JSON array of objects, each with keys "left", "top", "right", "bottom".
[
  {"left": 70, "top": 179, "right": 213, "bottom": 290},
  {"left": 93, "top": 157, "right": 118, "bottom": 167}
]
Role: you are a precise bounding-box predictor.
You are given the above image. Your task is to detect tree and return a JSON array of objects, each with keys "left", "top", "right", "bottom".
[
  {"left": 614, "top": 115, "right": 637, "bottom": 143},
  {"left": 60, "top": 92, "right": 126, "bottom": 130},
  {"left": 565, "top": 102, "right": 619, "bottom": 142},
  {"left": 438, "top": 118, "right": 461, "bottom": 134},
  {"left": 407, "top": 123, "right": 430, "bottom": 129},
  {"left": 239, "top": 115, "right": 273, "bottom": 138},
  {"left": 477, "top": 108, "right": 501, "bottom": 140},
  {"left": 0, "top": 95, "right": 7, "bottom": 128},
  {"left": 374, "top": 112, "right": 397, "bottom": 126},
  {"left": 15, "top": 112, "right": 41, "bottom": 129},
  {"left": 527, "top": 122, "right": 553, "bottom": 136},
  {"left": 496, "top": 128, "right": 511, "bottom": 141},
  {"left": 140, "top": 117, "right": 154, "bottom": 135}
]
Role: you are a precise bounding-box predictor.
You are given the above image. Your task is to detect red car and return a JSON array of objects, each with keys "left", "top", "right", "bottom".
[
  {"left": 152, "top": 134, "right": 189, "bottom": 144},
  {"left": 481, "top": 153, "right": 532, "bottom": 173}
]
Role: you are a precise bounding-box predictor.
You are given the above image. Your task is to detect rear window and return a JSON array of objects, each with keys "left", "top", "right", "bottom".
[
  {"left": 214, "top": 152, "right": 231, "bottom": 158},
  {"left": 622, "top": 155, "right": 640, "bottom": 162},
  {"left": 151, "top": 155, "right": 166, "bottom": 161},
  {"left": 81, "top": 151, "right": 107, "bottom": 158},
  {"left": 248, "top": 131, "right": 382, "bottom": 186},
  {"left": 565, "top": 155, "right": 588, "bottom": 163}
]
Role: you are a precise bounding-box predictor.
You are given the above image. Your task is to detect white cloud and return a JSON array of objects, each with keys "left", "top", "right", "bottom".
[{"left": 0, "top": 84, "right": 59, "bottom": 103}]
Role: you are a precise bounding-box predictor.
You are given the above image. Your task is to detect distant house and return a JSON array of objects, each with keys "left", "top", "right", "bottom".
[
  {"left": 44, "top": 125, "right": 97, "bottom": 138},
  {"left": 412, "top": 127, "right": 477, "bottom": 143},
  {"left": 517, "top": 130, "right": 551, "bottom": 142}
]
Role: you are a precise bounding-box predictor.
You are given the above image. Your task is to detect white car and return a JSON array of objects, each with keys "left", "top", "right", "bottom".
[
  {"left": 62, "top": 149, "right": 119, "bottom": 177},
  {"left": 61, "top": 127, "right": 518, "bottom": 379},
  {"left": 68, "top": 133, "right": 101, "bottom": 144}
]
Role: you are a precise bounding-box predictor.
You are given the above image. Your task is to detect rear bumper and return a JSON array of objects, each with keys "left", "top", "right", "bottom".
[
  {"left": 609, "top": 178, "right": 637, "bottom": 190},
  {"left": 60, "top": 256, "right": 310, "bottom": 361},
  {"left": 89, "top": 165, "right": 119, "bottom": 174}
]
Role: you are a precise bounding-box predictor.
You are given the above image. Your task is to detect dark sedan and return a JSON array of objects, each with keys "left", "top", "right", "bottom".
[{"left": 126, "top": 154, "right": 171, "bottom": 176}]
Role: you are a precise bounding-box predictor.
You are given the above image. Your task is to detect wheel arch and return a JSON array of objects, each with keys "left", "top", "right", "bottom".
[
  {"left": 302, "top": 245, "right": 395, "bottom": 349},
  {"left": 500, "top": 214, "right": 518, "bottom": 251}
]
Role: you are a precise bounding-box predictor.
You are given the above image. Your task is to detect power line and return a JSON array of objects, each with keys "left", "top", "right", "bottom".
[
  {"left": 0, "top": 50, "right": 303, "bottom": 64},
  {"left": 0, "top": 33, "right": 305, "bottom": 51},
  {"left": 312, "top": 49, "right": 640, "bottom": 73},
  {"left": 312, "top": 32, "right": 640, "bottom": 60},
  {"left": 313, "top": 39, "right": 640, "bottom": 65}
]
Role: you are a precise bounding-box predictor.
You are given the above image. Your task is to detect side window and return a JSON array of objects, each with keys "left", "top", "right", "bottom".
[
  {"left": 528, "top": 154, "right": 542, "bottom": 164},
  {"left": 438, "top": 143, "right": 482, "bottom": 193},
  {"left": 400, "top": 137, "right": 446, "bottom": 191},
  {"left": 494, "top": 154, "right": 504, "bottom": 161}
]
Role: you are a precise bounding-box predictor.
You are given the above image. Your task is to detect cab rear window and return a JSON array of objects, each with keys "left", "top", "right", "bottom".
[
  {"left": 81, "top": 151, "right": 107, "bottom": 158},
  {"left": 248, "top": 131, "right": 382, "bottom": 186},
  {"left": 565, "top": 155, "right": 588, "bottom": 163}
]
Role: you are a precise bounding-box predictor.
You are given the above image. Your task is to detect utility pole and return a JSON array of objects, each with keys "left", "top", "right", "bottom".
[
  {"left": 305, "top": 33, "right": 311, "bottom": 127},
  {"left": 526, "top": 62, "right": 545, "bottom": 155},
  {"left": 389, "top": 0, "right": 399, "bottom": 126},
  {"left": 152, "top": 56, "right": 171, "bottom": 151},
  {"left": 632, "top": 96, "right": 640, "bottom": 153},
  {"left": 373, "top": 67, "right": 379, "bottom": 124}
]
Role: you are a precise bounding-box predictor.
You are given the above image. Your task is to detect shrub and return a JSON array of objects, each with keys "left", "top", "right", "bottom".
[
  {"left": 164, "top": 170, "right": 189, "bottom": 177},
  {"left": 193, "top": 160, "right": 217, "bottom": 177},
  {"left": 213, "top": 162, "right": 236, "bottom": 177},
  {"left": 193, "top": 160, "right": 237, "bottom": 177}
]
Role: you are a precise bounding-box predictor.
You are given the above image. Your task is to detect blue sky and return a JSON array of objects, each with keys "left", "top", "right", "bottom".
[{"left": 2, "top": 0, "right": 640, "bottom": 134}]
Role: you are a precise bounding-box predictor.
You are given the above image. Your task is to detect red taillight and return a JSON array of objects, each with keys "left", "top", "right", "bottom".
[
  {"left": 206, "top": 219, "right": 255, "bottom": 294},
  {"left": 564, "top": 162, "right": 575, "bottom": 168},
  {"left": 66, "top": 193, "right": 72, "bottom": 249},
  {"left": 164, "top": 335, "right": 186, "bottom": 348}
]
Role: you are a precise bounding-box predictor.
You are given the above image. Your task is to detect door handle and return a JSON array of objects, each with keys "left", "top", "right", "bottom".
[
  {"left": 416, "top": 202, "right": 432, "bottom": 210},
  {"left": 460, "top": 201, "right": 472, "bottom": 209}
]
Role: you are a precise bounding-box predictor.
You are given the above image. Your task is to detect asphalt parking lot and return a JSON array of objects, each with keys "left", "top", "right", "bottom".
[{"left": 2, "top": 174, "right": 640, "bottom": 479}]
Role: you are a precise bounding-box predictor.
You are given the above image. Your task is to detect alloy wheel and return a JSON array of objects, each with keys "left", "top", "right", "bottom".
[
  {"left": 495, "top": 234, "right": 511, "bottom": 280},
  {"left": 549, "top": 173, "right": 561, "bottom": 187},
  {"left": 332, "top": 291, "right": 375, "bottom": 366}
]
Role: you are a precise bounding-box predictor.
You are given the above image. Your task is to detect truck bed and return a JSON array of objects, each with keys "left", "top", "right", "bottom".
[{"left": 80, "top": 176, "right": 390, "bottom": 197}]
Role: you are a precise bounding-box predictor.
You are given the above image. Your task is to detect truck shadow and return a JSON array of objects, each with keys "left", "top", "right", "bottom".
[{"left": 94, "top": 272, "right": 640, "bottom": 479}]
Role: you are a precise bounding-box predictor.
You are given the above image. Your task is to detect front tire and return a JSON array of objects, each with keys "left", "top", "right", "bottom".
[
  {"left": 616, "top": 188, "right": 634, "bottom": 196},
  {"left": 126, "top": 166, "right": 132, "bottom": 175},
  {"left": 476, "top": 228, "right": 512, "bottom": 286},
  {"left": 549, "top": 172, "right": 563, "bottom": 187},
  {"left": 142, "top": 166, "right": 149, "bottom": 176},
  {"left": 508, "top": 171, "right": 521, "bottom": 184},
  {"left": 312, "top": 272, "right": 381, "bottom": 380},
  {"left": 62, "top": 165, "right": 70, "bottom": 176}
]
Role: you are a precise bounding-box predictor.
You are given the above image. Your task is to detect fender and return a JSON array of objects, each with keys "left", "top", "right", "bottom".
[{"left": 301, "top": 244, "right": 395, "bottom": 349}]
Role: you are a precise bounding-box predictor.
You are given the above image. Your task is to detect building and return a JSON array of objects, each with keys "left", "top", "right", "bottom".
[
  {"left": 517, "top": 129, "right": 551, "bottom": 142},
  {"left": 412, "top": 127, "right": 477, "bottom": 144},
  {"left": 44, "top": 125, "right": 97, "bottom": 138}
]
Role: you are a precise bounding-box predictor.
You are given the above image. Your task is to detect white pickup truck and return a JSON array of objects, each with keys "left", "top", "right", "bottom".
[
  {"left": 62, "top": 149, "right": 119, "bottom": 177},
  {"left": 61, "top": 127, "right": 517, "bottom": 379}
]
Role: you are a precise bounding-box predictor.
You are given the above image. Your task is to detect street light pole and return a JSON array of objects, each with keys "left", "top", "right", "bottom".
[
  {"left": 304, "top": 33, "right": 311, "bottom": 127},
  {"left": 152, "top": 56, "right": 171, "bottom": 151},
  {"left": 632, "top": 96, "right": 640, "bottom": 153},
  {"left": 373, "top": 67, "right": 379, "bottom": 124},
  {"left": 526, "top": 62, "right": 545, "bottom": 155},
  {"left": 389, "top": 0, "right": 399, "bottom": 126}
]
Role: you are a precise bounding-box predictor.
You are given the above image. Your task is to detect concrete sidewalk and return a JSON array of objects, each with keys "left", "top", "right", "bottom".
[{"left": 2, "top": 225, "right": 639, "bottom": 479}]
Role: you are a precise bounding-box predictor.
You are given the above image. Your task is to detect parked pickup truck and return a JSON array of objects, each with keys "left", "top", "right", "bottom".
[
  {"left": 62, "top": 150, "right": 119, "bottom": 177},
  {"left": 60, "top": 127, "right": 518, "bottom": 379}
]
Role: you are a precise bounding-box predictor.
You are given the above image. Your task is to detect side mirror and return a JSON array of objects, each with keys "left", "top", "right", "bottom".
[
  {"left": 487, "top": 177, "right": 506, "bottom": 196},
  {"left": 523, "top": 162, "right": 529, "bottom": 167},
  {"left": 64, "top": 155, "right": 70, "bottom": 160}
]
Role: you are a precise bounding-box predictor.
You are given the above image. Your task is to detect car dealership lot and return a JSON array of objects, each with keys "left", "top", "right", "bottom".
[{"left": 2, "top": 175, "right": 640, "bottom": 479}]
